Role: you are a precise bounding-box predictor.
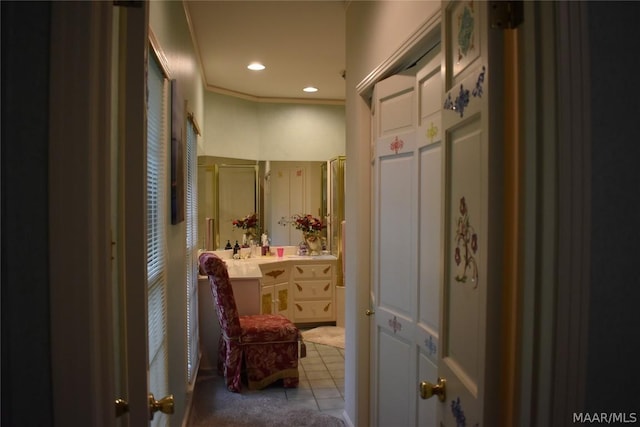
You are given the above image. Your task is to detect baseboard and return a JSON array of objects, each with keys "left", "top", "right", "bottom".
[{"left": 341, "top": 409, "right": 355, "bottom": 427}]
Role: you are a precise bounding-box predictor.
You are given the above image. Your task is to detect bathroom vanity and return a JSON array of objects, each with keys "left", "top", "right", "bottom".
[{"left": 197, "top": 251, "right": 338, "bottom": 371}]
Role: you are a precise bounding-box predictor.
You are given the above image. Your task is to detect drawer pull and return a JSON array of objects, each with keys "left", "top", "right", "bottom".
[
  {"left": 295, "top": 303, "right": 303, "bottom": 312},
  {"left": 295, "top": 283, "right": 302, "bottom": 292},
  {"left": 324, "top": 303, "right": 331, "bottom": 312},
  {"left": 265, "top": 269, "right": 285, "bottom": 279},
  {"left": 324, "top": 283, "right": 330, "bottom": 292},
  {"left": 323, "top": 266, "right": 331, "bottom": 274},
  {"left": 296, "top": 266, "right": 304, "bottom": 274}
]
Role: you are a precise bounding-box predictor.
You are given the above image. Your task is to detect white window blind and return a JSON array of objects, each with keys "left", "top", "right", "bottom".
[
  {"left": 185, "top": 115, "right": 199, "bottom": 384},
  {"left": 147, "top": 53, "right": 169, "bottom": 427}
]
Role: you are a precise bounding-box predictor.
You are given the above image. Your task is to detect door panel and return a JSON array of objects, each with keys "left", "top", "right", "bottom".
[
  {"left": 416, "top": 142, "right": 441, "bottom": 427},
  {"left": 270, "top": 166, "right": 306, "bottom": 245},
  {"left": 438, "top": 1, "right": 502, "bottom": 425},
  {"left": 444, "top": 119, "right": 483, "bottom": 398},
  {"left": 371, "top": 44, "right": 443, "bottom": 426},
  {"left": 372, "top": 1, "right": 504, "bottom": 421},
  {"left": 378, "top": 150, "right": 415, "bottom": 317},
  {"left": 289, "top": 167, "right": 305, "bottom": 242},
  {"left": 271, "top": 166, "right": 291, "bottom": 245},
  {"left": 377, "top": 330, "right": 413, "bottom": 427},
  {"left": 372, "top": 68, "right": 418, "bottom": 426},
  {"left": 418, "top": 145, "right": 442, "bottom": 334}
]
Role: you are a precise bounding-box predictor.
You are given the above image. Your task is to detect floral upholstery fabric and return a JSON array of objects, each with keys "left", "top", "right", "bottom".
[{"left": 199, "top": 252, "right": 304, "bottom": 392}]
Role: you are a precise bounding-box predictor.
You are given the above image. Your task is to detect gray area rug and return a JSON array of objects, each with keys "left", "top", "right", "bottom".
[
  {"left": 302, "top": 326, "right": 345, "bottom": 349},
  {"left": 188, "top": 375, "right": 345, "bottom": 427}
]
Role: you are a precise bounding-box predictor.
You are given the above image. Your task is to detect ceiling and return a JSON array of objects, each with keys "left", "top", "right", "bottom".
[{"left": 184, "top": 1, "right": 347, "bottom": 104}]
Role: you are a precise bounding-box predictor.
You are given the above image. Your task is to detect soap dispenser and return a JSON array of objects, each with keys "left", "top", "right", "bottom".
[
  {"left": 233, "top": 240, "right": 240, "bottom": 255},
  {"left": 225, "top": 240, "right": 232, "bottom": 250}
]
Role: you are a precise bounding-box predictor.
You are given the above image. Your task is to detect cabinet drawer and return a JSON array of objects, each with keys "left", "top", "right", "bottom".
[
  {"left": 260, "top": 264, "right": 288, "bottom": 285},
  {"left": 292, "top": 280, "right": 332, "bottom": 300},
  {"left": 292, "top": 264, "right": 332, "bottom": 280},
  {"left": 293, "top": 300, "right": 334, "bottom": 322}
]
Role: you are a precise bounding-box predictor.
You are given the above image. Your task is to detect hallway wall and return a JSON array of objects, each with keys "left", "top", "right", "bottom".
[
  {"left": 1, "top": 2, "right": 53, "bottom": 425},
  {"left": 586, "top": 1, "right": 640, "bottom": 415},
  {"left": 203, "top": 91, "right": 345, "bottom": 161}
]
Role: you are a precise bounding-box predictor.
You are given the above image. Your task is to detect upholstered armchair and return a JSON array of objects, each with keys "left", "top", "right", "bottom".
[{"left": 199, "top": 252, "right": 305, "bottom": 392}]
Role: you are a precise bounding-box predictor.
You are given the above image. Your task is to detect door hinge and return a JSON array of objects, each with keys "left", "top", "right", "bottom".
[{"left": 489, "top": 1, "right": 524, "bottom": 29}]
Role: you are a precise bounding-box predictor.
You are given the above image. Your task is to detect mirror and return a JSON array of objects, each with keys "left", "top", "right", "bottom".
[
  {"left": 217, "top": 164, "right": 259, "bottom": 249},
  {"left": 265, "top": 160, "right": 324, "bottom": 247},
  {"left": 198, "top": 157, "right": 327, "bottom": 250},
  {"left": 198, "top": 156, "right": 259, "bottom": 250}
]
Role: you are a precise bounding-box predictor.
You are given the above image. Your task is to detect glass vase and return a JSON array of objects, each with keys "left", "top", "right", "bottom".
[{"left": 304, "top": 233, "right": 322, "bottom": 256}]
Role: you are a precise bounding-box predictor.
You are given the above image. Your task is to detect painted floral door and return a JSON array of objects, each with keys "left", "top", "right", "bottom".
[
  {"left": 437, "top": 1, "right": 503, "bottom": 425},
  {"left": 371, "top": 1, "right": 503, "bottom": 425},
  {"left": 370, "top": 44, "right": 443, "bottom": 427}
]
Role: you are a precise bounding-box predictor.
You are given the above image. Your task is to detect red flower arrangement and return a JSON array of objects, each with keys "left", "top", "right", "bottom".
[
  {"left": 292, "top": 214, "right": 325, "bottom": 235},
  {"left": 232, "top": 212, "right": 258, "bottom": 230}
]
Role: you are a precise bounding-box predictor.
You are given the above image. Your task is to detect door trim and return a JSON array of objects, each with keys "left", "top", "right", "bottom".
[
  {"left": 356, "top": 14, "right": 441, "bottom": 101},
  {"left": 552, "top": 1, "right": 591, "bottom": 419},
  {"left": 500, "top": 27, "right": 522, "bottom": 427},
  {"left": 119, "top": 3, "right": 150, "bottom": 425}
]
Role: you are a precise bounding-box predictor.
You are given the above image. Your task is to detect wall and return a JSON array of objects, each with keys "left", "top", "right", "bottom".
[
  {"left": 344, "top": 2, "right": 440, "bottom": 425},
  {"left": 150, "top": 2, "right": 204, "bottom": 131},
  {"left": 586, "top": 1, "right": 640, "bottom": 415},
  {"left": 203, "top": 91, "right": 345, "bottom": 161},
  {"left": 1, "top": 2, "right": 54, "bottom": 425}
]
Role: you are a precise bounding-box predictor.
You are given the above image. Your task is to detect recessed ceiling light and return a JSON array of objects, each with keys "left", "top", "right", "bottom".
[
  {"left": 303, "top": 86, "right": 318, "bottom": 93},
  {"left": 247, "top": 62, "right": 265, "bottom": 71}
]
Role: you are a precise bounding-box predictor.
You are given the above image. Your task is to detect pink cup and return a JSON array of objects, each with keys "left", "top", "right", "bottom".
[{"left": 276, "top": 247, "right": 284, "bottom": 257}]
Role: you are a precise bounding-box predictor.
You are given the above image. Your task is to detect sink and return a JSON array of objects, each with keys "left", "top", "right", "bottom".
[{"left": 285, "top": 254, "right": 335, "bottom": 260}]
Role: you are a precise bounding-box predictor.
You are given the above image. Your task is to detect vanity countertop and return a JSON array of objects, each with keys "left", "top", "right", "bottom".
[{"left": 199, "top": 254, "right": 338, "bottom": 280}]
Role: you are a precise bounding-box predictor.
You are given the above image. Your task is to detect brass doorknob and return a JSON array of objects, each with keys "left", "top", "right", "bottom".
[
  {"left": 149, "top": 393, "right": 174, "bottom": 420},
  {"left": 114, "top": 398, "right": 129, "bottom": 417},
  {"left": 419, "top": 377, "right": 446, "bottom": 402},
  {"left": 365, "top": 309, "right": 375, "bottom": 316}
]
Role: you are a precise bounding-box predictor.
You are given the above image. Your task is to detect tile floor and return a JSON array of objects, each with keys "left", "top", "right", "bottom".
[
  {"left": 192, "top": 341, "right": 345, "bottom": 421},
  {"left": 286, "top": 342, "right": 345, "bottom": 419}
]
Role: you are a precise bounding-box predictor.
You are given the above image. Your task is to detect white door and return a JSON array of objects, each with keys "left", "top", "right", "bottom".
[
  {"left": 371, "top": 1, "right": 503, "bottom": 425},
  {"left": 370, "top": 45, "right": 442, "bottom": 427},
  {"left": 117, "top": 4, "right": 175, "bottom": 424},
  {"left": 436, "top": 1, "right": 503, "bottom": 424},
  {"left": 115, "top": 3, "right": 153, "bottom": 425}
]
